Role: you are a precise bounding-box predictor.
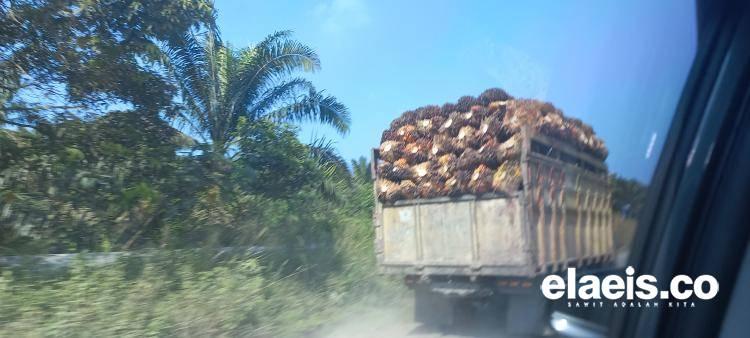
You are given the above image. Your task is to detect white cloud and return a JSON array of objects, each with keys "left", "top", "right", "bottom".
[{"left": 313, "top": 0, "right": 371, "bottom": 35}]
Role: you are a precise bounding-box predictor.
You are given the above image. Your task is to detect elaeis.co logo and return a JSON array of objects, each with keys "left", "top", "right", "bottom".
[{"left": 540, "top": 266, "right": 719, "bottom": 309}]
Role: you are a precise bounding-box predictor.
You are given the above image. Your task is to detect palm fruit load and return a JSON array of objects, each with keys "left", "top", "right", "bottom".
[{"left": 376, "top": 88, "right": 607, "bottom": 203}]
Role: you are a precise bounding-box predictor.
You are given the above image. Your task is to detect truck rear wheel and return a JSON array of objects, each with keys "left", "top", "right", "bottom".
[
  {"left": 503, "top": 292, "right": 551, "bottom": 336},
  {"left": 414, "top": 286, "right": 458, "bottom": 328}
]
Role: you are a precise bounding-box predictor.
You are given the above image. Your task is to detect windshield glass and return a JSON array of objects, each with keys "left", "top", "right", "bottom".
[{"left": 0, "top": 0, "right": 696, "bottom": 337}]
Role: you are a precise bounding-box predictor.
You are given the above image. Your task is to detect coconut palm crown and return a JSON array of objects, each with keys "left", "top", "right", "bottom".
[{"left": 163, "top": 30, "right": 350, "bottom": 155}]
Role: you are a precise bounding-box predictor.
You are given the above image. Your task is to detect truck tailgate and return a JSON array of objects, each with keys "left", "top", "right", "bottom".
[{"left": 376, "top": 196, "right": 534, "bottom": 276}]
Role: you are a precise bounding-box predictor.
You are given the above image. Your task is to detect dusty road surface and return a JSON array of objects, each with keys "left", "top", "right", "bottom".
[{"left": 312, "top": 298, "right": 552, "bottom": 338}]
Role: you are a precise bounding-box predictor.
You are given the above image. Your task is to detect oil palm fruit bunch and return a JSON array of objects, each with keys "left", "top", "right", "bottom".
[
  {"left": 469, "top": 164, "right": 494, "bottom": 195},
  {"left": 377, "top": 179, "right": 402, "bottom": 201},
  {"left": 399, "top": 180, "right": 418, "bottom": 199},
  {"left": 379, "top": 140, "right": 404, "bottom": 162},
  {"left": 375, "top": 88, "right": 606, "bottom": 203},
  {"left": 492, "top": 161, "right": 522, "bottom": 194}
]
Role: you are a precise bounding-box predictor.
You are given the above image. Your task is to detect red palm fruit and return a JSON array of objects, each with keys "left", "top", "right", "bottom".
[
  {"left": 437, "top": 153, "right": 457, "bottom": 166},
  {"left": 458, "top": 148, "right": 482, "bottom": 170},
  {"left": 377, "top": 161, "right": 394, "bottom": 180},
  {"left": 456, "top": 125, "right": 479, "bottom": 149},
  {"left": 380, "top": 129, "right": 397, "bottom": 143},
  {"left": 440, "top": 102, "right": 457, "bottom": 116},
  {"left": 401, "top": 109, "right": 419, "bottom": 124},
  {"left": 438, "top": 112, "right": 464, "bottom": 136},
  {"left": 399, "top": 180, "right": 418, "bottom": 199},
  {"left": 477, "top": 139, "right": 499, "bottom": 167},
  {"left": 454, "top": 170, "right": 472, "bottom": 194},
  {"left": 431, "top": 115, "right": 446, "bottom": 129},
  {"left": 580, "top": 123, "right": 594, "bottom": 136},
  {"left": 470, "top": 164, "right": 494, "bottom": 195},
  {"left": 416, "top": 119, "right": 436, "bottom": 136},
  {"left": 436, "top": 153, "right": 457, "bottom": 179},
  {"left": 455, "top": 95, "right": 481, "bottom": 113},
  {"left": 410, "top": 161, "right": 433, "bottom": 183},
  {"left": 442, "top": 177, "right": 461, "bottom": 196},
  {"left": 479, "top": 88, "right": 512, "bottom": 105},
  {"left": 540, "top": 101, "right": 557, "bottom": 115},
  {"left": 397, "top": 124, "right": 418, "bottom": 143},
  {"left": 496, "top": 134, "right": 522, "bottom": 162},
  {"left": 416, "top": 105, "right": 441, "bottom": 119},
  {"left": 503, "top": 99, "right": 542, "bottom": 134},
  {"left": 432, "top": 134, "right": 461, "bottom": 156},
  {"left": 403, "top": 138, "right": 431, "bottom": 163},
  {"left": 378, "top": 161, "right": 407, "bottom": 181},
  {"left": 417, "top": 177, "right": 444, "bottom": 199},
  {"left": 390, "top": 158, "right": 411, "bottom": 180},
  {"left": 476, "top": 114, "right": 503, "bottom": 143},
  {"left": 460, "top": 107, "right": 484, "bottom": 127},
  {"left": 389, "top": 117, "right": 404, "bottom": 130},
  {"left": 488, "top": 100, "right": 508, "bottom": 115},
  {"left": 492, "top": 161, "right": 522, "bottom": 195},
  {"left": 377, "top": 179, "right": 403, "bottom": 203},
  {"left": 471, "top": 164, "right": 490, "bottom": 179},
  {"left": 539, "top": 111, "right": 566, "bottom": 140},
  {"left": 379, "top": 140, "right": 404, "bottom": 162}
]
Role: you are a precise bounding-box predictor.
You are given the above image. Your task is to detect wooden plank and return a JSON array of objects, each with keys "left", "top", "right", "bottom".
[
  {"left": 574, "top": 176, "right": 582, "bottom": 267},
  {"left": 549, "top": 166, "right": 558, "bottom": 268},
  {"left": 558, "top": 170, "right": 568, "bottom": 269},
  {"left": 528, "top": 131, "right": 607, "bottom": 172}
]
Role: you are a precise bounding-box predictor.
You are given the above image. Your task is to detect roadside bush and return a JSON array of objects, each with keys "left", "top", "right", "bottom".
[{"left": 0, "top": 252, "right": 361, "bottom": 337}]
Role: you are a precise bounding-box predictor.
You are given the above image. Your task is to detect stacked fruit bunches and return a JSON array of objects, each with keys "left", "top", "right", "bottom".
[{"left": 376, "top": 88, "right": 607, "bottom": 203}]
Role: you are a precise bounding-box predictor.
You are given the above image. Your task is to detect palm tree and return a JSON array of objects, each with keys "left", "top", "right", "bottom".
[
  {"left": 350, "top": 156, "right": 372, "bottom": 182},
  {"left": 162, "top": 30, "right": 350, "bottom": 155}
]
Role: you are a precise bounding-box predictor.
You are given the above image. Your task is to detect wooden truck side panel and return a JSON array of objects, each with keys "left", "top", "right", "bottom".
[{"left": 522, "top": 129, "right": 614, "bottom": 273}]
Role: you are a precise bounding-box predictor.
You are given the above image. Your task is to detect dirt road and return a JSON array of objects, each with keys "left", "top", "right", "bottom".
[{"left": 312, "top": 298, "right": 550, "bottom": 338}]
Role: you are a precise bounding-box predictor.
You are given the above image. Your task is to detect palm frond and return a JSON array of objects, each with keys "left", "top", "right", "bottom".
[
  {"left": 269, "top": 87, "right": 351, "bottom": 134},
  {"left": 249, "top": 77, "right": 314, "bottom": 116},
  {"left": 159, "top": 31, "right": 214, "bottom": 134},
  {"left": 350, "top": 156, "right": 372, "bottom": 182},
  {"left": 308, "top": 138, "right": 349, "bottom": 201},
  {"left": 308, "top": 137, "right": 349, "bottom": 178},
  {"left": 226, "top": 31, "right": 321, "bottom": 117}
]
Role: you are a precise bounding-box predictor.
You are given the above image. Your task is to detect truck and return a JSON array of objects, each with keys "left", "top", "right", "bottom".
[{"left": 371, "top": 126, "right": 615, "bottom": 334}]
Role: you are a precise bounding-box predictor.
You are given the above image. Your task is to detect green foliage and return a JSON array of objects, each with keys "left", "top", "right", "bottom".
[
  {"left": 163, "top": 30, "right": 351, "bottom": 155},
  {"left": 0, "top": 0, "right": 217, "bottom": 123},
  {"left": 0, "top": 1, "right": 384, "bottom": 335},
  {"left": 610, "top": 174, "right": 648, "bottom": 217},
  {"left": 0, "top": 112, "right": 186, "bottom": 253},
  {"left": 0, "top": 114, "right": 370, "bottom": 254},
  {"left": 350, "top": 156, "right": 373, "bottom": 183},
  {"left": 233, "top": 119, "right": 321, "bottom": 197},
  {"left": 0, "top": 252, "right": 371, "bottom": 337}
]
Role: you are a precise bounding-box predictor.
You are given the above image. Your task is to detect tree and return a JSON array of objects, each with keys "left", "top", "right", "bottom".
[
  {"left": 162, "top": 30, "right": 350, "bottom": 156},
  {"left": 610, "top": 174, "right": 648, "bottom": 217},
  {"left": 0, "top": 0, "right": 216, "bottom": 126},
  {"left": 350, "top": 156, "right": 372, "bottom": 183}
]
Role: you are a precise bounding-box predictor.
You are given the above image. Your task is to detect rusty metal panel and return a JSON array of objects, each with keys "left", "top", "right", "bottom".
[
  {"left": 474, "top": 198, "right": 528, "bottom": 266},
  {"left": 381, "top": 206, "right": 418, "bottom": 264},
  {"left": 419, "top": 201, "right": 474, "bottom": 265},
  {"left": 379, "top": 196, "right": 532, "bottom": 275},
  {"left": 523, "top": 132, "right": 613, "bottom": 272}
]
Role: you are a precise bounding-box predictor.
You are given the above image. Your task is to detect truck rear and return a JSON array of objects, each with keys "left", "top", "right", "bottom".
[{"left": 372, "top": 127, "right": 614, "bottom": 333}]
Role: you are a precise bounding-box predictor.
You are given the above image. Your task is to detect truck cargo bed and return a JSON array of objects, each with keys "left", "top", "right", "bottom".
[
  {"left": 376, "top": 194, "right": 535, "bottom": 276},
  {"left": 373, "top": 128, "right": 615, "bottom": 278}
]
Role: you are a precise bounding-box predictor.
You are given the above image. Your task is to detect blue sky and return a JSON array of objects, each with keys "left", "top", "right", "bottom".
[{"left": 215, "top": 0, "right": 696, "bottom": 183}]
